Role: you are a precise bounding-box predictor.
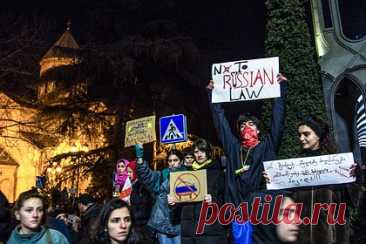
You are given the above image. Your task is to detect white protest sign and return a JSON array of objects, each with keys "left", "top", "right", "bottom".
[
  {"left": 263, "top": 153, "right": 355, "bottom": 190},
  {"left": 211, "top": 57, "right": 280, "bottom": 103}
]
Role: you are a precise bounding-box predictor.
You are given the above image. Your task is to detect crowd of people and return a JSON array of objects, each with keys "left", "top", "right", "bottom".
[{"left": 0, "top": 75, "right": 364, "bottom": 244}]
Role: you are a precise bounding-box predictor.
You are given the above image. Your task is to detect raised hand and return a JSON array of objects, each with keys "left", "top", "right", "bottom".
[
  {"left": 277, "top": 73, "right": 288, "bottom": 83},
  {"left": 135, "top": 143, "right": 144, "bottom": 158},
  {"left": 206, "top": 80, "right": 214, "bottom": 90}
]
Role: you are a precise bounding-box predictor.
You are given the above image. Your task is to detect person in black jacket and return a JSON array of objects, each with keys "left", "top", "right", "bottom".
[
  {"left": 0, "top": 191, "right": 12, "bottom": 243},
  {"left": 207, "top": 74, "right": 288, "bottom": 205},
  {"left": 77, "top": 194, "right": 102, "bottom": 244},
  {"left": 169, "top": 138, "right": 227, "bottom": 244},
  {"left": 126, "top": 160, "right": 155, "bottom": 243},
  {"left": 207, "top": 74, "right": 288, "bottom": 243}
]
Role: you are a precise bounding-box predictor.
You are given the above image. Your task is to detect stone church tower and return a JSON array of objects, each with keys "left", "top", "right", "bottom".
[{"left": 0, "top": 25, "right": 94, "bottom": 202}]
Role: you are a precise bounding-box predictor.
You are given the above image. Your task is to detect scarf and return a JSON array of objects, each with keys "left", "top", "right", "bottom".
[
  {"left": 240, "top": 126, "right": 259, "bottom": 149},
  {"left": 114, "top": 159, "right": 129, "bottom": 186},
  {"left": 192, "top": 159, "right": 213, "bottom": 170}
]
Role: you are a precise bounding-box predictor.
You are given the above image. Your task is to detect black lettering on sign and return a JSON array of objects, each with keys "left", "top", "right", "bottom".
[
  {"left": 229, "top": 85, "right": 264, "bottom": 101},
  {"left": 213, "top": 64, "right": 222, "bottom": 75}
]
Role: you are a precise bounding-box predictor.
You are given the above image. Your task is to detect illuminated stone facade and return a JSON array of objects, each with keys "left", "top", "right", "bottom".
[{"left": 0, "top": 28, "right": 103, "bottom": 202}]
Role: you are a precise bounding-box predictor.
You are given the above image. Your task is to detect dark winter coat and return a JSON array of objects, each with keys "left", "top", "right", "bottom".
[
  {"left": 0, "top": 207, "right": 12, "bottom": 243},
  {"left": 130, "top": 179, "right": 154, "bottom": 227},
  {"left": 208, "top": 82, "right": 287, "bottom": 206},
  {"left": 0, "top": 191, "right": 12, "bottom": 243},
  {"left": 46, "top": 217, "right": 72, "bottom": 243},
  {"left": 78, "top": 203, "right": 102, "bottom": 244},
  {"left": 294, "top": 149, "right": 348, "bottom": 244},
  {"left": 180, "top": 160, "right": 227, "bottom": 244}
]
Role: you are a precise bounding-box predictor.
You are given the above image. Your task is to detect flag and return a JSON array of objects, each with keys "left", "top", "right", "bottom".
[{"left": 119, "top": 177, "right": 132, "bottom": 203}]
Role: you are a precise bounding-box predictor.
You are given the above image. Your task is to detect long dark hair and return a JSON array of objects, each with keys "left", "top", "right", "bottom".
[
  {"left": 298, "top": 115, "right": 337, "bottom": 154},
  {"left": 13, "top": 190, "right": 48, "bottom": 225},
  {"left": 93, "top": 198, "right": 146, "bottom": 244}
]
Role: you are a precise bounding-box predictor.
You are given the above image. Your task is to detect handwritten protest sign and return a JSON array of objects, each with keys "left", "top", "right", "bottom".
[
  {"left": 170, "top": 170, "right": 207, "bottom": 203},
  {"left": 263, "top": 153, "right": 355, "bottom": 190},
  {"left": 124, "top": 115, "right": 156, "bottom": 147},
  {"left": 211, "top": 57, "right": 280, "bottom": 103}
]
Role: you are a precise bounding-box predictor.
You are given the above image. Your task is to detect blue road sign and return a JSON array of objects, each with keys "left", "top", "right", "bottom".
[{"left": 159, "top": 114, "right": 187, "bottom": 144}]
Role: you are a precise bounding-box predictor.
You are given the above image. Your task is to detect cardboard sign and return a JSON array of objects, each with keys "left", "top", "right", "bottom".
[
  {"left": 170, "top": 170, "right": 207, "bottom": 203},
  {"left": 124, "top": 115, "right": 156, "bottom": 147},
  {"left": 211, "top": 57, "right": 280, "bottom": 103},
  {"left": 263, "top": 153, "right": 356, "bottom": 190}
]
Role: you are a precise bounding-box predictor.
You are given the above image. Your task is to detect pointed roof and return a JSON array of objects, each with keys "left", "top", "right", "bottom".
[
  {"left": 54, "top": 29, "right": 79, "bottom": 49},
  {"left": 41, "top": 25, "right": 80, "bottom": 61}
]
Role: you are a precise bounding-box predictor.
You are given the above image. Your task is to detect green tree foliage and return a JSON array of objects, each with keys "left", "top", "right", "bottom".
[{"left": 263, "top": 0, "right": 327, "bottom": 158}]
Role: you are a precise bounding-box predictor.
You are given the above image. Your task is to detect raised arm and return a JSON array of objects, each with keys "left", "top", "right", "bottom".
[
  {"left": 207, "top": 81, "right": 239, "bottom": 155},
  {"left": 268, "top": 75, "right": 288, "bottom": 152},
  {"left": 135, "top": 144, "right": 161, "bottom": 193}
]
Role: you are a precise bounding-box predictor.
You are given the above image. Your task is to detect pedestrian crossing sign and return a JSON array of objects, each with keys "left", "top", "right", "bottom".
[{"left": 159, "top": 114, "right": 187, "bottom": 144}]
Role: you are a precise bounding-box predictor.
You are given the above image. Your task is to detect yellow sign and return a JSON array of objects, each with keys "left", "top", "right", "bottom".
[
  {"left": 124, "top": 115, "right": 156, "bottom": 147},
  {"left": 170, "top": 170, "right": 207, "bottom": 203}
]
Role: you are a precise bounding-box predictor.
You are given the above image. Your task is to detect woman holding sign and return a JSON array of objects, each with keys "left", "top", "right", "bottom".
[
  {"left": 135, "top": 144, "right": 184, "bottom": 244},
  {"left": 294, "top": 115, "right": 351, "bottom": 244}
]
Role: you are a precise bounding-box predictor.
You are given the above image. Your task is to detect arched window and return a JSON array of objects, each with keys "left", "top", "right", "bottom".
[
  {"left": 334, "top": 78, "right": 363, "bottom": 152},
  {"left": 338, "top": 0, "right": 366, "bottom": 40},
  {"left": 321, "top": 0, "right": 333, "bottom": 28}
]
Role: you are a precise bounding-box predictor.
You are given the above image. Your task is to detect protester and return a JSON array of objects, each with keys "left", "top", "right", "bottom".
[
  {"left": 262, "top": 115, "right": 355, "bottom": 243},
  {"left": 207, "top": 74, "right": 288, "bottom": 242},
  {"left": 249, "top": 191, "right": 300, "bottom": 244},
  {"left": 169, "top": 138, "right": 227, "bottom": 244},
  {"left": 127, "top": 160, "right": 155, "bottom": 242},
  {"left": 46, "top": 208, "right": 73, "bottom": 243},
  {"left": 294, "top": 115, "right": 351, "bottom": 244},
  {"left": 7, "top": 190, "right": 69, "bottom": 244},
  {"left": 91, "top": 198, "right": 146, "bottom": 244},
  {"left": 113, "top": 159, "right": 130, "bottom": 197},
  {"left": 182, "top": 147, "right": 194, "bottom": 169},
  {"left": 135, "top": 144, "right": 183, "bottom": 244},
  {"left": 0, "top": 191, "right": 13, "bottom": 243},
  {"left": 353, "top": 94, "right": 366, "bottom": 243},
  {"left": 77, "top": 193, "right": 102, "bottom": 243}
]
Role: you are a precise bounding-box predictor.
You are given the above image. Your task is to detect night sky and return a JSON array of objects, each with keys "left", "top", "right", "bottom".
[
  {"left": 2, "top": 0, "right": 267, "bottom": 141},
  {"left": 3, "top": 0, "right": 266, "bottom": 67}
]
